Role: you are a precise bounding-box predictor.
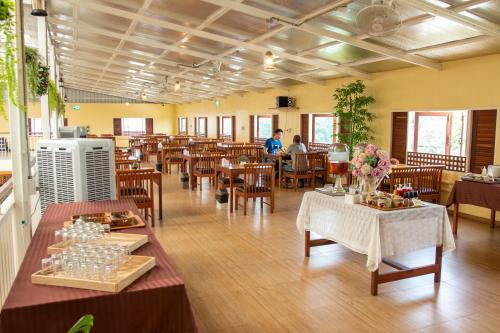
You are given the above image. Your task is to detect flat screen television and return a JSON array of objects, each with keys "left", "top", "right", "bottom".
[{"left": 276, "top": 96, "right": 295, "bottom": 108}]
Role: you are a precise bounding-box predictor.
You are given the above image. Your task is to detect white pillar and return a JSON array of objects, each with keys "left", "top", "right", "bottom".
[
  {"left": 48, "top": 42, "right": 59, "bottom": 138},
  {"left": 37, "top": 17, "right": 50, "bottom": 139},
  {"left": 10, "top": 0, "right": 32, "bottom": 234}
]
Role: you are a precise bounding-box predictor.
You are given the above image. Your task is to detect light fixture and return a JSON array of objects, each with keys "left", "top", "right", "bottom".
[
  {"left": 141, "top": 93, "right": 147, "bottom": 101},
  {"left": 264, "top": 51, "right": 275, "bottom": 70},
  {"left": 63, "top": 94, "right": 68, "bottom": 102},
  {"left": 31, "top": 0, "right": 48, "bottom": 16},
  {"left": 174, "top": 80, "right": 180, "bottom": 91},
  {"left": 125, "top": 102, "right": 130, "bottom": 106},
  {"left": 58, "top": 77, "right": 64, "bottom": 88}
]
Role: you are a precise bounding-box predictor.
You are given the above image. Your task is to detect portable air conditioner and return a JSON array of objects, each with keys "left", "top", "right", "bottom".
[
  {"left": 59, "top": 126, "right": 87, "bottom": 138},
  {"left": 36, "top": 139, "right": 116, "bottom": 213}
]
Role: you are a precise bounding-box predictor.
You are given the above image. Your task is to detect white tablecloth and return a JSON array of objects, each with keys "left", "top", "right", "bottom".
[{"left": 296, "top": 191, "right": 456, "bottom": 271}]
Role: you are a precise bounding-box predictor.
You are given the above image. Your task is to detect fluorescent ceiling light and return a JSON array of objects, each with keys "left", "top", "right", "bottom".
[{"left": 129, "top": 61, "right": 145, "bottom": 66}]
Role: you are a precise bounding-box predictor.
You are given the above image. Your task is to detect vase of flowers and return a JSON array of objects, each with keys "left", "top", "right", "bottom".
[{"left": 350, "top": 144, "right": 392, "bottom": 193}]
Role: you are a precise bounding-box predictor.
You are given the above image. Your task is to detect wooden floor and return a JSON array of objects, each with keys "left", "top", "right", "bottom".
[{"left": 151, "top": 168, "right": 500, "bottom": 332}]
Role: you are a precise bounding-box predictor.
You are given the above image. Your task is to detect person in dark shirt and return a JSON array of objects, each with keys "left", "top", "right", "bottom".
[{"left": 264, "top": 128, "right": 284, "bottom": 154}]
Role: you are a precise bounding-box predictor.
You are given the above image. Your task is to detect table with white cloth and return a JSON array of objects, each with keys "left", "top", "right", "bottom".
[{"left": 296, "top": 191, "right": 456, "bottom": 295}]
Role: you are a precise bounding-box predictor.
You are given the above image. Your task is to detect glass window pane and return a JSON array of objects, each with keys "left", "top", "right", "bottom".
[
  {"left": 122, "top": 118, "right": 145, "bottom": 135},
  {"left": 223, "top": 118, "right": 232, "bottom": 136},
  {"left": 258, "top": 117, "right": 272, "bottom": 138},
  {"left": 314, "top": 116, "right": 333, "bottom": 143},
  {"left": 416, "top": 116, "right": 447, "bottom": 154},
  {"left": 199, "top": 118, "right": 206, "bottom": 134}
]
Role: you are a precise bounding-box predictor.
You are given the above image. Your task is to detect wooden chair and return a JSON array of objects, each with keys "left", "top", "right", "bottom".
[
  {"left": 162, "top": 147, "right": 185, "bottom": 174},
  {"left": 115, "top": 160, "right": 140, "bottom": 170},
  {"left": 193, "top": 155, "right": 217, "bottom": 191},
  {"left": 417, "top": 165, "right": 444, "bottom": 203},
  {"left": 235, "top": 163, "right": 275, "bottom": 216},
  {"left": 308, "top": 152, "right": 327, "bottom": 188},
  {"left": 283, "top": 152, "right": 313, "bottom": 191},
  {"left": 217, "top": 156, "right": 244, "bottom": 192},
  {"left": 115, "top": 151, "right": 131, "bottom": 161},
  {"left": 116, "top": 168, "right": 155, "bottom": 226},
  {"left": 142, "top": 139, "right": 159, "bottom": 162}
]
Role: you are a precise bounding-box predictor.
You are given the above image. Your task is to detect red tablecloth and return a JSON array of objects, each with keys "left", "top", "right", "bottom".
[
  {"left": 446, "top": 180, "right": 500, "bottom": 211},
  {"left": 0, "top": 199, "right": 197, "bottom": 333}
]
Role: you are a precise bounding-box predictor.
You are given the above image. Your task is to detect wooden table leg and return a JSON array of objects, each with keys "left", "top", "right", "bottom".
[
  {"left": 434, "top": 245, "right": 443, "bottom": 282},
  {"left": 371, "top": 270, "right": 379, "bottom": 296},
  {"left": 229, "top": 172, "right": 234, "bottom": 213},
  {"left": 491, "top": 210, "right": 496, "bottom": 229},
  {"left": 305, "top": 230, "right": 311, "bottom": 257},
  {"left": 158, "top": 174, "right": 163, "bottom": 220},
  {"left": 278, "top": 156, "right": 282, "bottom": 189},
  {"left": 453, "top": 203, "right": 459, "bottom": 235}
]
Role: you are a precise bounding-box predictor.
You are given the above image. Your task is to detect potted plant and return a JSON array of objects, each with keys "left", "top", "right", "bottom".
[
  {"left": 333, "top": 80, "right": 375, "bottom": 160},
  {"left": 25, "top": 46, "right": 49, "bottom": 99}
]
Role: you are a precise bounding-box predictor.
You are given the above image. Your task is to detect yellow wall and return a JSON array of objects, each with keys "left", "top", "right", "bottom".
[
  {"left": 176, "top": 53, "right": 500, "bottom": 221},
  {"left": 0, "top": 102, "right": 177, "bottom": 147}
]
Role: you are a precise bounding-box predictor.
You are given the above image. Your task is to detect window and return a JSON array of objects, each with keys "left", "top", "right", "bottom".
[
  {"left": 196, "top": 117, "right": 207, "bottom": 137},
  {"left": 312, "top": 114, "right": 334, "bottom": 144},
  {"left": 256, "top": 116, "right": 272, "bottom": 139},
  {"left": 178, "top": 117, "right": 187, "bottom": 135},
  {"left": 222, "top": 116, "right": 232, "bottom": 139},
  {"left": 408, "top": 111, "right": 467, "bottom": 156},
  {"left": 28, "top": 118, "right": 43, "bottom": 136},
  {"left": 121, "top": 118, "right": 146, "bottom": 136}
]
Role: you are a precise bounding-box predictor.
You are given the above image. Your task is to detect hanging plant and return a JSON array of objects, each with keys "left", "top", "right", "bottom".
[
  {"left": 0, "top": 0, "right": 19, "bottom": 117},
  {"left": 25, "top": 46, "right": 50, "bottom": 99},
  {"left": 48, "top": 79, "right": 66, "bottom": 117},
  {"left": 37, "top": 64, "right": 49, "bottom": 96}
]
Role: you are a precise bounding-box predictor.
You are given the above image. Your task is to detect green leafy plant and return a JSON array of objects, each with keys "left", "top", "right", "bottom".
[
  {"left": 67, "top": 314, "right": 94, "bottom": 333},
  {"left": 333, "top": 80, "right": 375, "bottom": 159},
  {"left": 48, "top": 79, "right": 66, "bottom": 116},
  {"left": 25, "top": 47, "right": 49, "bottom": 100},
  {"left": 0, "top": 0, "right": 18, "bottom": 117}
]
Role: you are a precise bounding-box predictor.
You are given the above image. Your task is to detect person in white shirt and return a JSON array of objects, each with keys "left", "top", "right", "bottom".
[{"left": 283, "top": 135, "right": 307, "bottom": 172}]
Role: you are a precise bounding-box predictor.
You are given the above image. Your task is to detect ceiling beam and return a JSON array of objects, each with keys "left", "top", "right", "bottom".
[
  {"left": 63, "top": 0, "right": 371, "bottom": 78},
  {"left": 202, "top": 0, "right": 442, "bottom": 70},
  {"left": 397, "top": 0, "right": 500, "bottom": 38}
]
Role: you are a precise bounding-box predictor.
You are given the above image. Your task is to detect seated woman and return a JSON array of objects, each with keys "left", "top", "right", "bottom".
[{"left": 283, "top": 134, "right": 307, "bottom": 172}]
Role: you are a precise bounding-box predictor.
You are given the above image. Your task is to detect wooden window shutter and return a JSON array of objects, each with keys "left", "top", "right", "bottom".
[
  {"left": 391, "top": 112, "right": 408, "bottom": 164},
  {"left": 272, "top": 114, "right": 279, "bottom": 131},
  {"left": 216, "top": 116, "right": 220, "bottom": 138},
  {"left": 300, "top": 114, "right": 309, "bottom": 148},
  {"left": 231, "top": 115, "right": 236, "bottom": 141},
  {"left": 64, "top": 118, "right": 68, "bottom": 126},
  {"left": 28, "top": 118, "right": 32, "bottom": 135},
  {"left": 194, "top": 117, "right": 198, "bottom": 135},
  {"left": 145, "top": 118, "right": 153, "bottom": 135},
  {"left": 113, "top": 118, "right": 122, "bottom": 136},
  {"left": 469, "top": 109, "right": 497, "bottom": 173},
  {"left": 249, "top": 115, "right": 255, "bottom": 143},
  {"left": 178, "top": 118, "right": 181, "bottom": 134}
]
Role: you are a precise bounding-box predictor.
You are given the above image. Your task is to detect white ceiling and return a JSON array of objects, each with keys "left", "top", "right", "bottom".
[{"left": 37, "top": 0, "right": 500, "bottom": 104}]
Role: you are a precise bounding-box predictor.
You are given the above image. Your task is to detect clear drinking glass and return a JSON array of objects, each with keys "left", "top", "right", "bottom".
[{"left": 41, "top": 257, "right": 52, "bottom": 274}]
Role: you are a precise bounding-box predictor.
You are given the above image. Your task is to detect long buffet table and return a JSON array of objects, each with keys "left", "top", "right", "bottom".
[{"left": 0, "top": 199, "right": 197, "bottom": 333}]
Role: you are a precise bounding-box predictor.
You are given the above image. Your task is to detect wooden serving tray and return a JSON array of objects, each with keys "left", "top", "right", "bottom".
[
  {"left": 47, "top": 233, "right": 148, "bottom": 255},
  {"left": 68, "top": 211, "right": 146, "bottom": 230},
  {"left": 461, "top": 177, "right": 500, "bottom": 184},
  {"left": 360, "top": 202, "right": 428, "bottom": 211},
  {"left": 31, "top": 255, "right": 156, "bottom": 293}
]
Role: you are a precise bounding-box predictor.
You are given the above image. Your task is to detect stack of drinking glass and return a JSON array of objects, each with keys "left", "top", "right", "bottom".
[
  {"left": 41, "top": 243, "right": 132, "bottom": 281},
  {"left": 54, "top": 218, "right": 111, "bottom": 244}
]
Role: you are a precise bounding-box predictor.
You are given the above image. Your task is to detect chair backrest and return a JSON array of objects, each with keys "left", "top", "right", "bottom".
[
  {"left": 293, "top": 152, "right": 310, "bottom": 173},
  {"left": 115, "top": 160, "right": 139, "bottom": 170},
  {"left": 219, "top": 155, "right": 240, "bottom": 166},
  {"left": 242, "top": 163, "right": 275, "bottom": 194},
  {"left": 163, "top": 147, "right": 185, "bottom": 161},
  {"left": 116, "top": 168, "right": 154, "bottom": 201},
  {"left": 417, "top": 165, "right": 444, "bottom": 194},
  {"left": 308, "top": 142, "right": 329, "bottom": 151},
  {"left": 388, "top": 166, "right": 420, "bottom": 192},
  {"left": 307, "top": 152, "right": 325, "bottom": 170},
  {"left": 194, "top": 155, "right": 217, "bottom": 174},
  {"left": 142, "top": 139, "right": 158, "bottom": 153},
  {"left": 115, "top": 151, "right": 130, "bottom": 161}
]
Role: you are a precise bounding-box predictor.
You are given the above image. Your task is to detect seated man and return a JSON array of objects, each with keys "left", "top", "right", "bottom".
[
  {"left": 264, "top": 128, "right": 284, "bottom": 154},
  {"left": 283, "top": 135, "right": 307, "bottom": 187}
]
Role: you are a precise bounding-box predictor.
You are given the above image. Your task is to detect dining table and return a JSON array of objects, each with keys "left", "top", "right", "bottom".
[
  {"left": 0, "top": 199, "right": 197, "bottom": 332},
  {"left": 263, "top": 153, "right": 291, "bottom": 189},
  {"left": 215, "top": 164, "right": 245, "bottom": 213}
]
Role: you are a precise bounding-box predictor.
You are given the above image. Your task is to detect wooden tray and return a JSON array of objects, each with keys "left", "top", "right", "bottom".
[
  {"left": 68, "top": 211, "right": 146, "bottom": 230},
  {"left": 461, "top": 177, "right": 500, "bottom": 184},
  {"left": 31, "top": 255, "right": 156, "bottom": 293},
  {"left": 47, "top": 233, "right": 148, "bottom": 255},
  {"left": 360, "top": 202, "right": 428, "bottom": 211}
]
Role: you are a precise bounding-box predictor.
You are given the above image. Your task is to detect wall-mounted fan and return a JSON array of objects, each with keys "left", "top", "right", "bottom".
[{"left": 356, "top": 0, "right": 401, "bottom": 37}]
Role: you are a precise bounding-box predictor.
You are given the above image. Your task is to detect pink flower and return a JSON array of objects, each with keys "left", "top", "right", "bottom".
[
  {"left": 365, "top": 144, "right": 376, "bottom": 156},
  {"left": 352, "top": 168, "right": 362, "bottom": 177},
  {"left": 376, "top": 149, "right": 389, "bottom": 160},
  {"left": 377, "top": 159, "right": 390, "bottom": 169},
  {"left": 371, "top": 167, "right": 383, "bottom": 178}
]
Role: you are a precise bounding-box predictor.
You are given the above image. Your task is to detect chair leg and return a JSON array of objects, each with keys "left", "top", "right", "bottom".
[
  {"left": 260, "top": 197, "right": 263, "bottom": 208},
  {"left": 271, "top": 192, "right": 275, "bottom": 214},
  {"left": 294, "top": 178, "right": 298, "bottom": 192},
  {"left": 151, "top": 205, "right": 155, "bottom": 227},
  {"left": 234, "top": 194, "right": 238, "bottom": 210},
  {"left": 199, "top": 176, "right": 203, "bottom": 191},
  {"left": 243, "top": 196, "right": 247, "bottom": 216}
]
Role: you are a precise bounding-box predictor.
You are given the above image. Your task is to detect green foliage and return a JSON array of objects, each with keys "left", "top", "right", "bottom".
[
  {"left": 67, "top": 314, "right": 94, "bottom": 333},
  {"left": 25, "top": 47, "right": 49, "bottom": 100},
  {"left": 48, "top": 79, "right": 66, "bottom": 116},
  {"left": 0, "top": 0, "right": 18, "bottom": 117},
  {"left": 333, "top": 80, "right": 375, "bottom": 159}
]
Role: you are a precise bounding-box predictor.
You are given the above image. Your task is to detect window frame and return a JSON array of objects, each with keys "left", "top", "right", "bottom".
[
  {"left": 121, "top": 118, "right": 146, "bottom": 136},
  {"left": 197, "top": 117, "right": 207, "bottom": 137},
  {"left": 311, "top": 114, "right": 335, "bottom": 144},
  {"left": 178, "top": 117, "right": 187, "bottom": 135},
  {"left": 413, "top": 112, "right": 452, "bottom": 155},
  {"left": 28, "top": 118, "right": 43, "bottom": 136},
  {"left": 256, "top": 115, "right": 272, "bottom": 139},
  {"left": 221, "top": 116, "right": 232, "bottom": 139}
]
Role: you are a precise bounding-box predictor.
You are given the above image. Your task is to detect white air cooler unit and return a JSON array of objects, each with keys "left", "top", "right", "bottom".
[
  {"left": 59, "top": 126, "right": 87, "bottom": 138},
  {"left": 36, "top": 139, "right": 116, "bottom": 213}
]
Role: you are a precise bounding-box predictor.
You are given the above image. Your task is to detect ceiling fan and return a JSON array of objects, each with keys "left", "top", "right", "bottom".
[{"left": 356, "top": 0, "right": 402, "bottom": 37}]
